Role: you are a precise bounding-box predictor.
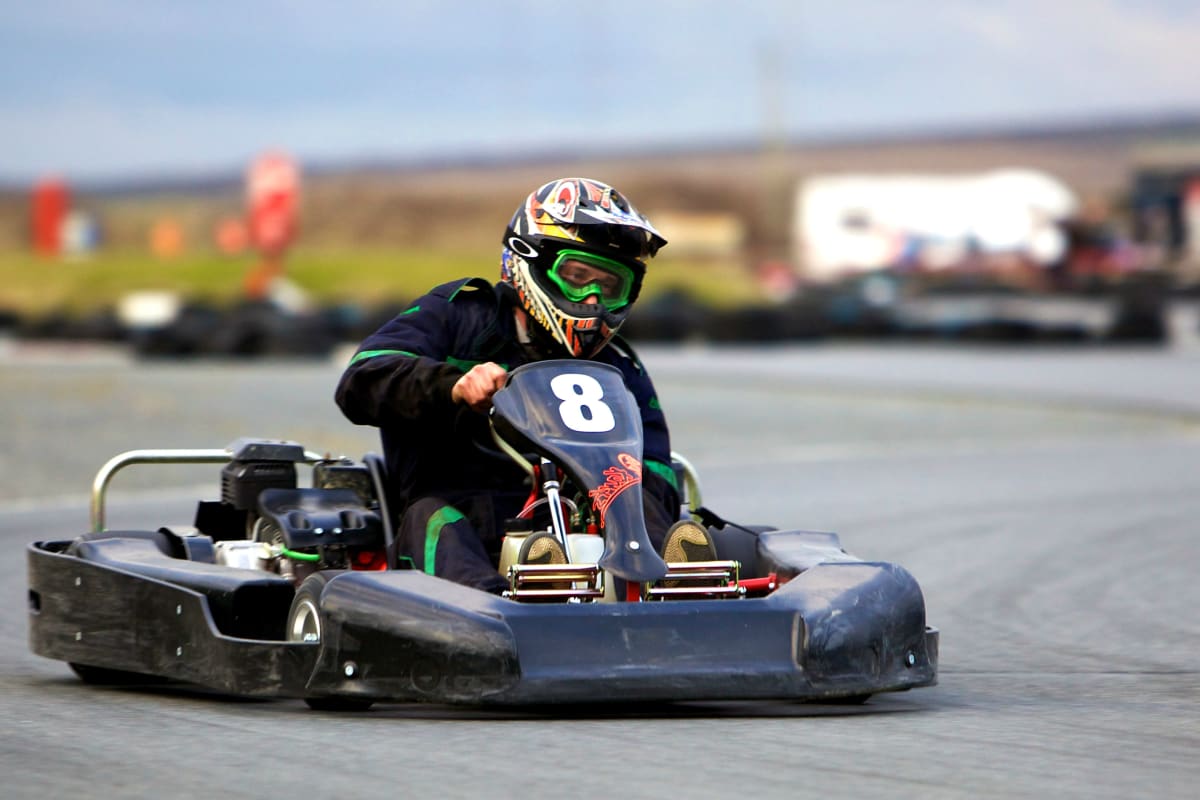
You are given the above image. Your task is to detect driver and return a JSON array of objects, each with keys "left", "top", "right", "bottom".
[{"left": 335, "top": 177, "right": 715, "bottom": 593}]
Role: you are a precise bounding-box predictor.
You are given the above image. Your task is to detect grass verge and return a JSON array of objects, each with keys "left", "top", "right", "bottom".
[{"left": 0, "top": 247, "right": 763, "bottom": 317}]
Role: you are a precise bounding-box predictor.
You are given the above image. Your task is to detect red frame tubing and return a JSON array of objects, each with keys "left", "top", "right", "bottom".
[
  {"left": 737, "top": 573, "right": 779, "bottom": 595},
  {"left": 352, "top": 549, "right": 389, "bottom": 571},
  {"left": 517, "top": 464, "right": 543, "bottom": 519}
]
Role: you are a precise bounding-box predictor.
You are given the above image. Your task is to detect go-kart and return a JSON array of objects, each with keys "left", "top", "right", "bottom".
[{"left": 27, "top": 360, "right": 938, "bottom": 708}]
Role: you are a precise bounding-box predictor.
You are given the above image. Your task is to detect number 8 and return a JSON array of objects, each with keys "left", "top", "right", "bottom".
[{"left": 550, "top": 374, "right": 615, "bottom": 432}]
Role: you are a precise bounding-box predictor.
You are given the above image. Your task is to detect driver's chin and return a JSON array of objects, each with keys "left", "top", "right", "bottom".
[{"left": 577, "top": 330, "right": 613, "bottom": 359}]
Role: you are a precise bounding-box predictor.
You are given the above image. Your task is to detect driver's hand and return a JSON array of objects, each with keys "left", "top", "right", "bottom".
[{"left": 451, "top": 361, "right": 508, "bottom": 412}]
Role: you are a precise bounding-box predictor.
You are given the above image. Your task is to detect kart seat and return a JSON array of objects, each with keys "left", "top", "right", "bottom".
[{"left": 256, "top": 488, "right": 383, "bottom": 550}]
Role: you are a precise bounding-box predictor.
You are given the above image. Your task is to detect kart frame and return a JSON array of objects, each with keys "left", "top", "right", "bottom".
[{"left": 28, "top": 360, "right": 938, "bottom": 707}]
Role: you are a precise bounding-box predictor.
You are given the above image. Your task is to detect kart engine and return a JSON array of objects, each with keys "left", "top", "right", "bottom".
[{"left": 200, "top": 439, "right": 385, "bottom": 584}]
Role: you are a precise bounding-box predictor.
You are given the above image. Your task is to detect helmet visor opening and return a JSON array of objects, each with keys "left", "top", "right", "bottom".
[{"left": 547, "top": 249, "right": 636, "bottom": 311}]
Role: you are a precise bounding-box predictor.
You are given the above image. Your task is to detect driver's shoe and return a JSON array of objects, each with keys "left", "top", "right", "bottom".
[
  {"left": 518, "top": 531, "right": 570, "bottom": 590},
  {"left": 661, "top": 520, "right": 718, "bottom": 564}
]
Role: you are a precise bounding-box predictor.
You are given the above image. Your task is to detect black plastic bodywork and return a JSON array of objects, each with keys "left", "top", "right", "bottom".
[
  {"left": 29, "top": 365, "right": 937, "bottom": 707},
  {"left": 28, "top": 538, "right": 316, "bottom": 696},
  {"left": 28, "top": 528, "right": 937, "bottom": 705},
  {"left": 491, "top": 361, "right": 668, "bottom": 584}
]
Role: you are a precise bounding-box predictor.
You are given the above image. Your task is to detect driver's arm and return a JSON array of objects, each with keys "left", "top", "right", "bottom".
[
  {"left": 451, "top": 362, "right": 508, "bottom": 412},
  {"left": 336, "top": 286, "right": 470, "bottom": 427}
]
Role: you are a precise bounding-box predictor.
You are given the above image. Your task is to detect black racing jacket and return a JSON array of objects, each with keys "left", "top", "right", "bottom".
[{"left": 335, "top": 277, "right": 679, "bottom": 539}]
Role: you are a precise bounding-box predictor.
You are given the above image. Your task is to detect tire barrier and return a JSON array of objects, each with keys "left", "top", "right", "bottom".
[{"left": 1, "top": 287, "right": 1180, "bottom": 357}]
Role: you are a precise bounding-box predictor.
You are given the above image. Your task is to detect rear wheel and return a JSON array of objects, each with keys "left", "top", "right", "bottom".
[
  {"left": 288, "top": 573, "right": 329, "bottom": 645},
  {"left": 286, "top": 572, "right": 374, "bottom": 712}
]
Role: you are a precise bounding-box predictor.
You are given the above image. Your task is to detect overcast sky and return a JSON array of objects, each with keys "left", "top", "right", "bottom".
[{"left": 3, "top": 0, "right": 1200, "bottom": 183}]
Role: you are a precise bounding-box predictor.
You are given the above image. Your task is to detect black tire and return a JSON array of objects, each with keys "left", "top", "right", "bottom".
[
  {"left": 287, "top": 571, "right": 340, "bottom": 646},
  {"left": 709, "top": 523, "right": 775, "bottom": 574},
  {"left": 69, "top": 662, "right": 166, "bottom": 686},
  {"left": 827, "top": 693, "right": 872, "bottom": 705},
  {"left": 286, "top": 572, "right": 374, "bottom": 712},
  {"left": 303, "top": 696, "right": 374, "bottom": 712}
]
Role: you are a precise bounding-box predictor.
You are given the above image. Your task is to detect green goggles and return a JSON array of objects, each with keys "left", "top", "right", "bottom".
[{"left": 547, "top": 250, "right": 637, "bottom": 310}]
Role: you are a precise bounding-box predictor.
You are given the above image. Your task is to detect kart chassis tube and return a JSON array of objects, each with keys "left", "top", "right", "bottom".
[{"left": 90, "top": 447, "right": 328, "bottom": 532}]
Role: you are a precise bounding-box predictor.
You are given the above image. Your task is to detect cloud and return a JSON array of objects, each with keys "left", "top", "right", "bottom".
[
  {"left": 1, "top": 1, "right": 1199, "bottom": 180},
  {"left": 787, "top": 0, "right": 1200, "bottom": 130}
]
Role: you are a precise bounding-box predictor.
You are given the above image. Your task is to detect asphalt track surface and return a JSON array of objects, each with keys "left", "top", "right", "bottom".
[{"left": 2, "top": 342, "right": 1198, "bottom": 799}]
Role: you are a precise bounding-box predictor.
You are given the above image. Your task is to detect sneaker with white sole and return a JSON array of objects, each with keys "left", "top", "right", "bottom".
[
  {"left": 519, "top": 531, "right": 568, "bottom": 565},
  {"left": 518, "top": 531, "right": 569, "bottom": 590},
  {"left": 661, "top": 519, "right": 718, "bottom": 564}
]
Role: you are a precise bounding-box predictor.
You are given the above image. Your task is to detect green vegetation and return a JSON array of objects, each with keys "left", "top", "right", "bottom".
[{"left": 0, "top": 247, "right": 763, "bottom": 317}]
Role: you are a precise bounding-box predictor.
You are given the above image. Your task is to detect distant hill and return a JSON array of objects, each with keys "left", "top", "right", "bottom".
[{"left": 5, "top": 113, "right": 1200, "bottom": 254}]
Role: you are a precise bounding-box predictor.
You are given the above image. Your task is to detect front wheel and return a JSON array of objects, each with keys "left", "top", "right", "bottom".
[{"left": 286, "top": 572, "right": 373, "bottom": 712}]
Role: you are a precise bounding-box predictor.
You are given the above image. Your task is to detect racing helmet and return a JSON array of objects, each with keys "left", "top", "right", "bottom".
[{"left": 500, "top": 177, "right": 667, "bottom": 358}]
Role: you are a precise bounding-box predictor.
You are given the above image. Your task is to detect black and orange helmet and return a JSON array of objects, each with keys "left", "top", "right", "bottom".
[{"left": 500, "top": 178, "right": 666, "bottom": 357}]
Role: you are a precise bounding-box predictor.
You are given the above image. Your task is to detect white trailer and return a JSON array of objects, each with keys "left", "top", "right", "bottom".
[{"left": 794, "top": 169, "right": 1079, "bottom": 282}]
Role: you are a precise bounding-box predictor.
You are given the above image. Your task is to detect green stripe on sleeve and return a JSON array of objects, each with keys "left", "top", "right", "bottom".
[{"left": 348, "top": 348, "right": 419, "bottom": 365}]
